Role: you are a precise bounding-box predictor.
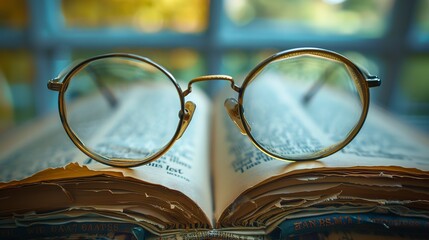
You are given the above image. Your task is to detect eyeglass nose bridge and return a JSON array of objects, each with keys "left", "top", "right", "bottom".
[
  {"left": 181, "top": 74, "right": 250, "bottom": 136},
  {"left": 177, "top": 75, "right": 241, "bottom": 140},
  {"left": 183, "top": 75, "right": 240, "bottom": 96}
]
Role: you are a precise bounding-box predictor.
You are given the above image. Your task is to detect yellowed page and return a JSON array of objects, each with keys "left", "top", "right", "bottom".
[
  {"left": 0, "top": 85, "right": 213, "bottom": 228},
  {"left": 322, "top": 105, "right": 429, "bottom": 168},
  {"left": 212, "top": 87, "right": 301, "bottom": 221},
  {"left": 83, "top": 87, "right": 214, "bottom": 223},
  {"left": 0, "top": 112, "right": 89, "bottom": 182},
  {"left": 212, "top": 78, "right": 429, "bottom": 221},
  {"left": 212, "top": 77, "right": 337, "bottom": 220}
]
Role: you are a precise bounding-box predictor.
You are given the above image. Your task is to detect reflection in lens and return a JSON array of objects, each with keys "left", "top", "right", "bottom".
[
  {"left": 242, "top": 53, "right": 364, "bottom": 160},
  {"left": 63, "top": 56, "right": 181, "bottom": 162}
]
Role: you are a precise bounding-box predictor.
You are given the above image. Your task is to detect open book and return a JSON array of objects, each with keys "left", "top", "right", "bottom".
[{"left": 1, "top": 81, "right": 429, "bottom": 239}]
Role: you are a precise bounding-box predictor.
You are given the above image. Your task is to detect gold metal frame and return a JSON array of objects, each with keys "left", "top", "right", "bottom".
[
  {"left": 48, "top": 53, "right": 187, "bottom": 167},
  {"left": 238, "top": 48, "right": 379, "bottom": 161},
  {"left": 48, "top": 48, "right": 380, "bottom": 167}
]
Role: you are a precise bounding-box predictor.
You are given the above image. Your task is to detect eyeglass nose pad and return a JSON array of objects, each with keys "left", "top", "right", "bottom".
[
  {"left": 224, "top": 98, "right": 249, "bottom": 135},
  {"left": 176, "top": 101, "right": 196, "bottom": 139}
]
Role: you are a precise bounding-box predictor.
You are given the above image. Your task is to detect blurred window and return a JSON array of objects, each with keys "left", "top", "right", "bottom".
[
  {"left": 0, "top": 51, "right": 35, "bottom": 123},
  {"left": 398, "top": 56, "right": 429, "bottom": 114},
  {"left": 414, "top": 0, "right": 429, "bottom": 42},
  {"left": 224, "top": 0, "right": 393, "bottom": 37},
  {"left": 0, "top": 0, "right": 428, "bottom": 132},
  {"left": 71, "top": 49, "right": 205, "bottom": 83},
  {"left": 0, "top": 0, "right": 28, "bottom": 29},
  {"left": 61, "top": 0, "right": 209, "bottom": 33}
]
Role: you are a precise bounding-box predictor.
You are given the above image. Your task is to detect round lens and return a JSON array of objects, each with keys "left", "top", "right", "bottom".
[
  {"left": 62, "top": 55, "right": 182, "bottom": 164},
  {"left": 241, "top": 51, "right": 367, "bottom": 160}
]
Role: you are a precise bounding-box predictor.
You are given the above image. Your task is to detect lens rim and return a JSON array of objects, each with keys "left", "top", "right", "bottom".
[
  {"left": 57, "top": 53, "right": 185, "bottom": 167},
  {"left": 238, "top": 48, "right": 370, "bottom": 161}
]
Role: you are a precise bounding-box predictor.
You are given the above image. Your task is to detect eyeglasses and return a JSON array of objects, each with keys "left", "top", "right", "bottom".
[{"left": 47, "top": 48, "right": 380, "bottom": 168}]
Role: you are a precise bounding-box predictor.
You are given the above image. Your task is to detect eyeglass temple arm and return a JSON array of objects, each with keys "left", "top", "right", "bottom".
[
  {"left": 86, "top": 65, "right": 118, "bottom": 107},
  {"left": 360, "top": 67, "right": 381, "bottom": 87},
  {"left": 47, "top": 62, "right": 118, "bottom": 108},
  {"left": 302, "top": 65, "right": 381, "bottom": 104}
]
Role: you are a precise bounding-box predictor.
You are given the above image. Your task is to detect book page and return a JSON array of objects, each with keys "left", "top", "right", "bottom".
[
  {"left": 0, "top": 84, "right": 213, "bottom": 225},
  {"left": 0, "top": 112, "right": 87, "bottom": 183},
  {"left": 212, "top": 85, "right": 308, "bottom": 221},
  {"left": 323, "top": 105, "right": 429, "bottom": 168},
  {"left": 212, "top": 77, "right": 429, "bottom": 221},
  {"left": 83, "top": 86, "right": 213, "bottom": 222}
]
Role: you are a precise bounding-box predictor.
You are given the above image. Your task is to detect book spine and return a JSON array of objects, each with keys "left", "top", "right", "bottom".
[
  {"left": 154, "top": 230, "right": 266, "bottom": 240},
  {"left": 277, "top": 213, "right": 429, "bottom": 239},
  {"left": 0, "top": 222, "right": 146, "bottom": 240}
]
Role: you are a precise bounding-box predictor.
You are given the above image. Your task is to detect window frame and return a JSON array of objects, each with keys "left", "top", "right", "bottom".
[{"left": 0, "top": 0, "right": 428, "bottom": 130}]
